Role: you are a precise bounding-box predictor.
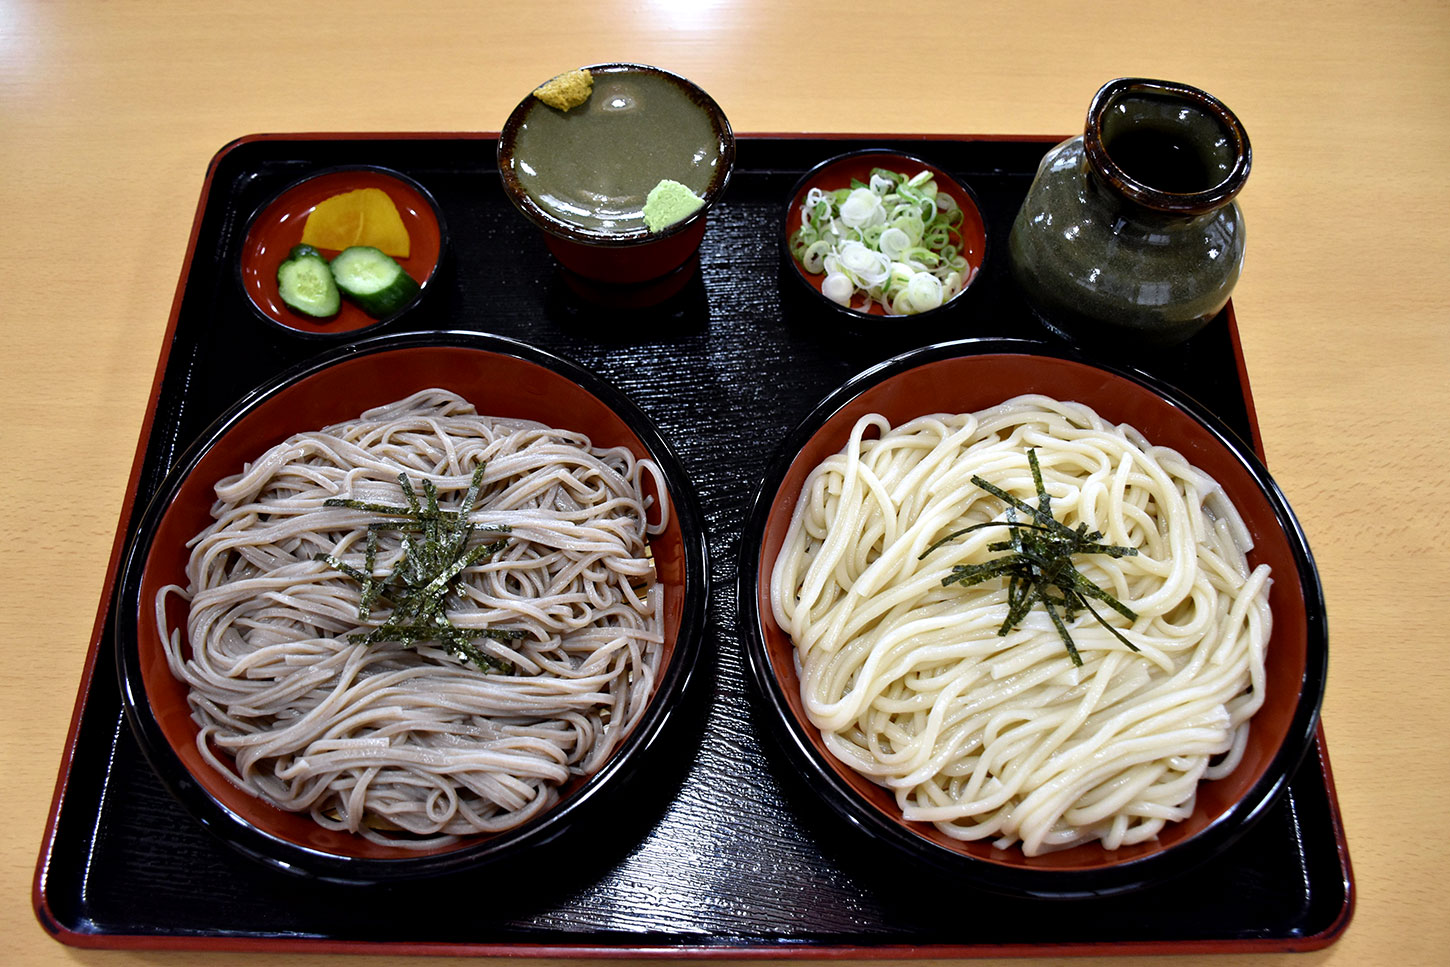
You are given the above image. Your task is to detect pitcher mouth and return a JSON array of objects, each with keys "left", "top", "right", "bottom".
[{"left": 1084, "top": 77, "right": 1252, "bottom": 215}]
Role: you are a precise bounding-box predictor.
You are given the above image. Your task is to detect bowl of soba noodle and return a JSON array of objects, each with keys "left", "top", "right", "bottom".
[
  {"left": 115, "top": 330, "right": 708, "bottom": 882},
  {"left": 739, "top": 337, "right": 1326, "bottom": 897}
]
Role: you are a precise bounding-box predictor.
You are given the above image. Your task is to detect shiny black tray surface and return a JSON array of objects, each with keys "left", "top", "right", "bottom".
[{"left": 36, "top": 135, "right": 1350, "bottom": 954}]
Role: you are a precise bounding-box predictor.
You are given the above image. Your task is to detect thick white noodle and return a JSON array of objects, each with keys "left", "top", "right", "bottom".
[
  {"left": 156, "top": 389, "right": 666, "bottom": 846},
  {"left": 769, "top": 395, "right": 1271, "bottom": 855}
]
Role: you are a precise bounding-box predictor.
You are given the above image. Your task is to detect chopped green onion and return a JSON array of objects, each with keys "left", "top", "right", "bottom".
[{"left": 792, "top": 165, "right": 973, "bottom": 315}]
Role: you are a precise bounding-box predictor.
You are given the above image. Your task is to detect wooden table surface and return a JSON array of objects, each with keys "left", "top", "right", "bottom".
[{"left": 4, "top": 1, "right": 1447, "bottom": 964}]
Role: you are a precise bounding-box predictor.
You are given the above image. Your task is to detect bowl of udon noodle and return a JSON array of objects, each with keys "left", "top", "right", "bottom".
[
  {"left": 739, "top": 337, "right": 1326, "bottom": 897},
  {"left": 115, "top": 330, "right": 708, "bottom": 882}
]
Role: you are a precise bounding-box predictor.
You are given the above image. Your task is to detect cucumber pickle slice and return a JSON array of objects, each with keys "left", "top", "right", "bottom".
[
  {"left": 330, "top": 245, "right": 420, "bottom": 317},
  {"left": 276, "top": 244, "right": 341, "bottom": 318}
]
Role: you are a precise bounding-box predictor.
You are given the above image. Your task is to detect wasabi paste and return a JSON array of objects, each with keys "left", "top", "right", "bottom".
[{"left": 643, "top": 179, "right": 706, "bottom": 232}]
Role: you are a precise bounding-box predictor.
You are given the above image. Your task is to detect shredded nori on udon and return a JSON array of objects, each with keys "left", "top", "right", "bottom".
[
  {"left": 315, "top": 463, "right": 524, "bottom": 673},
  {"left": 921, "top": 448, "right": 1141, "bottom": 667}
]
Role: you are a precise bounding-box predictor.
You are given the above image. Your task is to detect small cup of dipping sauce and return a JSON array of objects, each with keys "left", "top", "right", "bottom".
[{"left": 498, "top": 63, "right": 736, "bottom": 284}]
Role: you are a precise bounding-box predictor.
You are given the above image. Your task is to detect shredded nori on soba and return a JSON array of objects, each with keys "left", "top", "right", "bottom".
[
  {"left": 920, "top": 448, "right": 1141, "bottom": 667},
  {"left": 316, "top": 463, "right": 522, "bottom": 673}
]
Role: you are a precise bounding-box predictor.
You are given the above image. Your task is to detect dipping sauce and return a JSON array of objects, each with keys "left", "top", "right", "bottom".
[
  {"left": 507, "top": 66, "right": 729, "bottom": 237},
  {"left": 1096, "top": 91, "right": 1237, "bottom": 198},
  {"left": 1105, "top": 128, "right": 1215, "bottom": 194}
]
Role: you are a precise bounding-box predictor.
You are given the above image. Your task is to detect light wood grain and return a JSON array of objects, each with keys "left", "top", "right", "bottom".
[{"left": 4, "top": 1, "right": 1448, "bottom": 964}]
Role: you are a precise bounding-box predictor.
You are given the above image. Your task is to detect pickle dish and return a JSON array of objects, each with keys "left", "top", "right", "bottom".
[{"left": 238, "top": 166, "right": 445, "bottom": 337}]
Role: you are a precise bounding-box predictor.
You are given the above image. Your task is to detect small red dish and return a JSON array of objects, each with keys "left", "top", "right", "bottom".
[
  {"left": 238, "top": 166, "right": 445, "bottom": 336},
  {"left": 114, "top": 331, "right": 708, "bottom": 882},
  {"left": 739, "top": 338, "right": 1327, "bottom": 897},
  {"left": 783, "top": 149, "right": 987, "bottom": 320}
]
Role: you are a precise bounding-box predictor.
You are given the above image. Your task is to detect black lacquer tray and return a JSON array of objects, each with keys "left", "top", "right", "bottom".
[{"left": 34, "top": 134, "right": 1353, "bottom": 956}]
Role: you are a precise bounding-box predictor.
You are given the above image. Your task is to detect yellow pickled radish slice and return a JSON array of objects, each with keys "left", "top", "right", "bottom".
[{"left": 301, "top": 188, "right": 411, "bottom": 258}]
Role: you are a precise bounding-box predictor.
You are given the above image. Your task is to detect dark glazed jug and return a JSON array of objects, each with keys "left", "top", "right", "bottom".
[{"left": 1008, "top": 78, "right": 1252, "bottom": 345}]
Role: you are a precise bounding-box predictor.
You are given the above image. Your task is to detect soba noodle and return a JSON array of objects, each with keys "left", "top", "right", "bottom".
[
  {"left": 769, "top": 395, "right": 1271, "bottom": 855},
  {"left": 156, "top": 388, "right": 667, "bottom": 845}
]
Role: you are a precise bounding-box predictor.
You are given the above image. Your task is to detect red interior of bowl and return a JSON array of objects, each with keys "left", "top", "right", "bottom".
[
  {"left": 755, "top": 353, "right": 1309, "bottom": 872},
  {"left": 784, "top": 152, "right": 988, "bottom": 316},
  {"left": 239, "top": 168, "right": 443, "bottom": 334},
  {"left": 137, "top": 346, "right": 685, "bottom": 860}
]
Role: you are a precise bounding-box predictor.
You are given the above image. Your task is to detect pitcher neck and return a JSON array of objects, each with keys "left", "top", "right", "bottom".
[{"left": 1082, "top": 77, "right": 1251, "bottom": 216}]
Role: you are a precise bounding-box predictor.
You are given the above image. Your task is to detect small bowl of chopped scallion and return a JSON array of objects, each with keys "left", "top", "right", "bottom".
[{"left": 784, "top": 150, "right": 986, "bottom": 320}]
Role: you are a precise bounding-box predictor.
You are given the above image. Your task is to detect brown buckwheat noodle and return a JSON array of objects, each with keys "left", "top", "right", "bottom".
[
  {"left": 769, "top": 395, "right": 1270, "bottom": 855},
  {"left": 156, "top": 389, "right": 667, "bottom": 846}
]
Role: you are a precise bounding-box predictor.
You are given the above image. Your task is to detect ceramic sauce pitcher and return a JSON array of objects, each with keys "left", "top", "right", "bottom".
[{"left": 1008, "top": 78, "right": 1252, "bottom": 345}]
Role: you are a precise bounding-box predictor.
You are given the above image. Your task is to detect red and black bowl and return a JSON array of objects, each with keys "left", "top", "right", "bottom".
[
  {"left": 782, "top": 149, "right": 988, "bottom": 324},
  {"left": 737, "top": 337, "right": 1327, "bottom": 898},
  {"left": 497, "top": 63, "right": 736, "bottom": 285},
  {"left": 114, "top": 330, "right": 708, "bottom": 883},
  {"left": 237, "top": 165, "right": 446, "bottom": 338}
]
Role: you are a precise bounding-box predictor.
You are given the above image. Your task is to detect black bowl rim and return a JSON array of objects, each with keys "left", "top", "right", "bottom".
[
  {"left": 496, "top": 62, "right": 737, "bottom": 248},
  {"left": 235, "top": 164, "right": 449, "bottom": 339},
  {"left": 114, "top": 328, "right": 710, "bottom": 884},
  {"left": 737, "top": 335, "right": 1327, "bottom": 899},
  {"left": 781, "top": 147, "right": 989, "bottom": 325}
]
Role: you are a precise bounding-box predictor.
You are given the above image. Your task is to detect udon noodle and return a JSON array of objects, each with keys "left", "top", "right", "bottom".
[
  {"left": 770, "top": 395, "right": 1271, "bottom": 855},
  {"left": 157, "top": 389, "right": 667, "bottom": 845}
]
